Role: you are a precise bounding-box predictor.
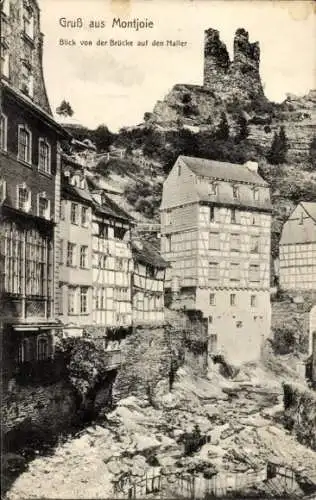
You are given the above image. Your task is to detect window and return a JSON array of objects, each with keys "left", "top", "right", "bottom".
[
  {"left": 38, "top": 193, "right": 50, "bottom": 219},
  {"left": 253, "top": 188, "right": 259, "bottom": 201},
  {"left": 81, "top": 206, "right": 88, "bottom": 226},
  {"left": 165, "top": 235, "right": 171, "bottom": 252},
  {"left": 98, "top": 223, "right": 108, "bottom": 238},
  {"left": 251, "top": 214, "right": 257, "bottom": 226},
  {"left": 236, "top": 321, "right": 243, "bottom": 328},
  {"left": 208, "top": 315, "right": 213, "bottom": 324},
  {"left": 299, "top": 212, "right": 304, "bottom": 225},
  {"left": 178, "top": 164, "right": 181, "bottom": 176},
  {"left": 232, "top": 185, "right": 239, "bottom": 200},
  {"left": 80, "top": 245, "right": 88, "bottom": 269},
  {"left": 230, "top": 294, "right": 236, "bottom": 306},
  {"left": 231, "top": 234, "right": 240, "bottom": 251},
  {"left": 209, "top": 206, "right": 215, "bottom": 222},
  {"left": 209, "top": 231, "right": 220, "bottom": 250},
  {"left": 17, "top": 184, "right": 31, "bottom": 212},
  {"left": 18, "top": 339, "right": 30, "bottom": 364},
  {"left": 38, "top": 139, "right": 51, "bottom": 174},
  {"left": 230, "top": 263, "right": 240, "bottom": 282},
  {"left": 59, "top": 239, "right": 64, "bottom": 265},
  {"left": 250, "top": 236, "right": 259, "bottom": 253},
  {"left": 115, "top": 258, "right": 124, "bottom": 271},
  {"left": 251, "top": 294, "right": 257, "bottom": 307},
  {"left": 18, "top": 125, "right": 31, "bottom": 164},
  {"left": 231, "top": 209, "right": 237, "bottom": 224},
  {"left": 209, "top": 262, "right": 219, "bottom": 281},
  {"left": 0, "top": 114, "right": 8, "bottom": 151},
  {"left": 23, "top": 4, "right": 34, "bottom": 39},
  {"left": 21, "top": 63, "right": 34, "bottom": 97},
  {"left": 209, "top": 183, "right": 217, "bottom": 196},
  {"left": 0, "top": 46, "right": 9, "bottom": 79},
  {"left": 67, "top": 242, "right": 76, "bottom": 267},
  {"left": 25, "top": 229, "right": 51, "bottom": 297},
  {"left": 60, "top": 200, "right": 65, "bottom": 220},
  {"left": 209, "top": 293, "right": 215, "bottom": 306},
  {"left": 249, "top": 264, "right": 260, "bottom": 282},
  {"left": 37, "top": 336, "right": 49, "bottom": 361},
  {"left": 68, "top": 287, "right": 76, "bottom": 314},
  {"left": 80, "top": 287, "right": 88, "bottom": 314},
  {"left": 70, "top": 203, "right": 79, "bottom": 224}
]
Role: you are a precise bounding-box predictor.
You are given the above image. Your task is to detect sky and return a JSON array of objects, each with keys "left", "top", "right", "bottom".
[{"left": 39, "top": 0, "right": 316, "bottom": 131}]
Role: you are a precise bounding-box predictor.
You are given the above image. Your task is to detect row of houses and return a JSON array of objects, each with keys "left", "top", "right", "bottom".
[{"left": 0, "top": 0, "right": 167, "bottom": 388}]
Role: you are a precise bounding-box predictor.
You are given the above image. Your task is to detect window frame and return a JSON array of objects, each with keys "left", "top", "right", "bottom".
[
  {"left": 37, "top": 192, "right": 50, "bottom": 220},
  {"left": 230, "top": 293, "right": 237, "bottom": 306},
  {"left": 37, "top": 335, "right": 50, "bottom": 361},
  {"left": 81, "top": 206, "right": 88, "bottom": 227},
  {"left": 0, "top": 113, "right": 8, "bottom": 151},
  {"left": 17, "top": 182, "right": 31, "bottom": 212},
  {"left": 38, "top": 138, "right": 51, "bottom": 175},
  {"left": 209, "top": 293, "right": 216, "bottom": 306},
  {"left": 70, "top": 203, "right": 79, "bottom": 225},
  {"left": 80, "top": 287, "right": 88, "bottom": 314},
  {"left": 66, "top": 242, "right": 76, "bottom": 267},
  {"left": 80, "top": 245, "right": 88, "bottom": 269},
  {"left": 68, "top": 286, "right": 76, "bottom": 315},
  {"left": 18, "top": 124, "right": 32, "bottom": 165},
  {"left": 0, "top": 46, "right": 10, "bottom": 79}
]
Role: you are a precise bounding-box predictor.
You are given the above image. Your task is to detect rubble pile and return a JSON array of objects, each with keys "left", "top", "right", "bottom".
[{"left": 6, "top": 358, "right": 316, "bottom": 499}]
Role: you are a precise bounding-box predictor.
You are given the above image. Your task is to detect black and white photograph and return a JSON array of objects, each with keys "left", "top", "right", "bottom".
[{"left": 1, "top": 0, "right": 316, "bottom": 498}]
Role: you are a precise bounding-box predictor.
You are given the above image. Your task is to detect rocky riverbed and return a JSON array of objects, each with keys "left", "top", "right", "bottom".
[{"left": 5, "top": 355, "right": 316, "bottom": 499}]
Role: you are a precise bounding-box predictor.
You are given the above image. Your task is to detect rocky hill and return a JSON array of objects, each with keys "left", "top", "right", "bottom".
[{"left": 65, "top": 27, "right": 316, "bottom": 257}]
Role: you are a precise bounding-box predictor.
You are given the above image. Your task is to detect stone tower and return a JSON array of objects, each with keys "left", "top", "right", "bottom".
[{"left": 203, "top": 27, "right": 265, "bottom": 103}]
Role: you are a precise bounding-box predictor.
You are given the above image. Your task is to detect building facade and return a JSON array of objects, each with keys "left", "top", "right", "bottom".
[
  {"left": 160, "top": 155, "right": 272, "bottom": 363},
  {"left": 279, "top": 202, "right": 316, "bottom": 291},
  {"left": 131, "top": 239, "right": 167, "bottom": 326},
  {"left": 58, "top": 156, "right": 94, "bottom": 337},
  {"left": 91, "top": 190, "right": 134, "bottom": 341},
  {"left": 0, "top": 0, "right": 67, "bottom": 385}
]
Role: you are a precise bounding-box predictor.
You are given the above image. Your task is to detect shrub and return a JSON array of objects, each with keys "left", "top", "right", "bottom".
[
  {"left": 266, "top": 126, "right": 288, "bottom": 165},
  {"left": 180, "top": 424, "right": 206, "bottom": 456}
]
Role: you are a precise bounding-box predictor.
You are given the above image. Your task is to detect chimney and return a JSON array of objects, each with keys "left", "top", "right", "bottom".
[{"left": 245, "top": 160, "right": 258, "bottom": 173}]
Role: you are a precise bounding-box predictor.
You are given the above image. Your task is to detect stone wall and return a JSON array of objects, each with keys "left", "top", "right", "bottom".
[
  {"left": 283, "top": 382, "right": 316, "bottom": 451},
  {"left": 2, "top": 381, "right": 77, "bottom": 450},
  {"left": 113, "top": 324, "right": 185, "bottom": 402}
]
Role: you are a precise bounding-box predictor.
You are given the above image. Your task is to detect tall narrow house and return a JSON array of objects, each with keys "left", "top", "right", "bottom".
[
  {"left": 0, "top": 0, "right": 67, "bottom": 385},
  {"left": 279, "top": 202, "right": 316, "bottom": 291},
  {"left": 160, "top": 156, "right": 272, "bottom": 363}
]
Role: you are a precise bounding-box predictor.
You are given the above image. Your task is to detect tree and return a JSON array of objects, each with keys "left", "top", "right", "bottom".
[
  {"left": 56, "top": 100, "right": 74, "bottom": 117},
  {"left": 91, "top": 125, "right": 115, "bottom": 152},
  {"left": 215, "top": 112, "right": 229, "bottom": 140},
  {"left": 235, "top": 112, "right": 249, "bottom": 142},
  {"left": 309, "top": 136, "right": 316, "bottom": 169},
  {"left": 267, "top": 125, "right": 288, "bottom": 165}
]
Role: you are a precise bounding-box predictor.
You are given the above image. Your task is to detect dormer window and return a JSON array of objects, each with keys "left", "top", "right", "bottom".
[
  {"left": 38, "top": 138, "right": 51, "bottom": 174},
  {"left": 0, "top": 114, "right": 8, "bottom": 151},
  {"left": 37, "top": 192, "right": 50, "bottom": 220},
  {"left": 18, "top": 125, "right": 32, "bottom": 164},
  {"left": 232, "top": 185, "right": 239, "bottom": 200},
  {"left": 17, "top": 183, "right": 31, "bottom": 212}
]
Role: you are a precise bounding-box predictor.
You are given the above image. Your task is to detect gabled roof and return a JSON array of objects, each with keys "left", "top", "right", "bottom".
[
  {"left": 93, "top": 192, "right": 134, "bottom": 224},
  {"left": 62, "top": 183, "right": 93, "bottom": 205},
  {"left": 179, "top": 155, "right": 268, "bottom": 186},
  {"left": 131, "top": 239, "right": 168, "bottom": 269},
  {"left": 301, "top": 202, "right": 316, "bottom": 222}
]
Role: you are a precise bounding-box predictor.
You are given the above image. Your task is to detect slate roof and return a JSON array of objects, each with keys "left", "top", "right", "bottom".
[
  {"left": 62, "top": 183, "right": 94, "bottom": 205},
  {"left": 131, "top": 240, "right": 168, "bottom": 269},
  {"left": 180, "top": 155, "right": 268, "bottom": 186}
]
